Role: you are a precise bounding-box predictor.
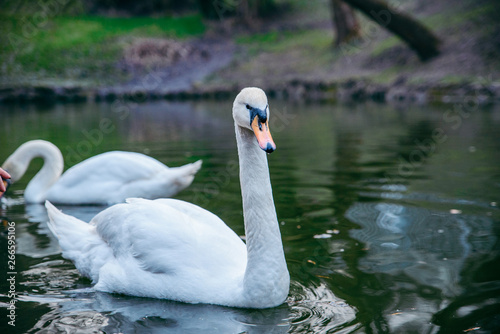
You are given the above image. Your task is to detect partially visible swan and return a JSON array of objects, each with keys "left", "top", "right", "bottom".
[
  {"left": 2, "top": 140, "right": 202, "bottom": 204},
  {"left": 46, "top": 87, "right": 289, "bottom": 308}
]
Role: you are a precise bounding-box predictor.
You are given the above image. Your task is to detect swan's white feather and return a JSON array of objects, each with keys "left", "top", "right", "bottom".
[
  {"left": 45, "top": 201, "right": 112, "bottom": 281},
  {"left": 46, "top": 198, "right": 248, "bottom": 305},
  {"left": 2, "top": 141, "right": 202, "bottom": 204}
]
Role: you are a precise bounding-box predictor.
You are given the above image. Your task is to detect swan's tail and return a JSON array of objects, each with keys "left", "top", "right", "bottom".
[
  {"left": 174, "top": 159, "right": 203, "bottom": 188},
  {"left": 184, "top": 159, "right": 203, "bottom": 176},
  {"left": 45, "top": 201, "right": 105, "bottom": 281}
]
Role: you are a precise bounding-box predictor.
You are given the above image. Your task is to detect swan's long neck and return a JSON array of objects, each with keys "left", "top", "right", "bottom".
[
  {"left": 2, "top": 140, "right": 63, "bottom": 203},
  {"left": 235, "top": 125, "right": 289, "bottom": 307}
]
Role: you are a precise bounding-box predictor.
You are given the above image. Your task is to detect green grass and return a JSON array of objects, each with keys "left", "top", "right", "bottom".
[
  {"left": 0, "top": 14, "right": 205, "bottom": 85},
  {"left": 371, "top": 36, "right": 403, "bottom": 57},
  {"left": 423, "top": 2, "right": 498, "bottom": 30}
]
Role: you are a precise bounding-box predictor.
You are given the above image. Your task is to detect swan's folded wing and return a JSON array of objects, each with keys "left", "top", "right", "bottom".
[
  {"left": 136, "top": 198, "right": 233, "bottom": 231},
  {"left": 46, "top": 152, "right": 167, "bottom": 203},
  {"left": 96, "top": 199, "right": 247, "bottom": 279},
  {"left": 57, "top": 152, "right": 167, "bottom": 186}
]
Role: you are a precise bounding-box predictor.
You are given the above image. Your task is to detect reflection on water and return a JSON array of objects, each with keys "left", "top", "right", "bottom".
[
  {"left": 0, "top": 100, "right": 499, "bottom": 333},
  {"left": 24, "top": 291, "right": 291, "bottom": 334},
  {"left": 19, "top": 281, "right": 357, "bottom": 333},
  {"left": 288, "top": 281, "right": 357, "bottom": 333},
  {"left": 347, "top": 202, "right": 497, "bottom": 331}
]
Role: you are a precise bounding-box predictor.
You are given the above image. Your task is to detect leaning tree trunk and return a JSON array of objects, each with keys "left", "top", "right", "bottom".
[
  {"left": 330, "top": 0, "right": 361, "bottom": 46},
  {"left": 343, "top": 0, "right": 440, "bottom": 61}
]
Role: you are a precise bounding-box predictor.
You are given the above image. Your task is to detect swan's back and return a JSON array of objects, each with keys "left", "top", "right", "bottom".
[
  {"left": 60, "top": 152, "right": 167, "bottom": 185},
  {"left": 46, "top": 152, "right": 200, "bottom": 204},
  {"left": 96, "top": 199, "right": 247, "bottom": 276}
]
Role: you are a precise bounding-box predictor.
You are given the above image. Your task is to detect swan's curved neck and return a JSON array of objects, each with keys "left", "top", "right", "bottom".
[
  {"left": 2, "top": 141, "right": 64, "bottom": 203},
  {"left": 235, "top": 125, "right": 289, "bottom": 307}
]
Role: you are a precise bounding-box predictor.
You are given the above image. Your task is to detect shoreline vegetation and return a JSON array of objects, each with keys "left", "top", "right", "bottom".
[
  {"left": 1, "top": 0, "right": 499, "bottom": 105},
  {"left": 0, "top": 79, "right": 498, "bottom": 105}
]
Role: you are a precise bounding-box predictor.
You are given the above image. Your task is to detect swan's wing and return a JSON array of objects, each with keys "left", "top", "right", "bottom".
[
  {"left": 59, "top": 151, "right": 167, "bottom": 186},
  {"left": 129, "top": 198, "right": 231, "bottom": 231},
  {"left": 94, "top": 199, "right": 247, "bottom": 279},
  {"left": 46, "top": 152, "right": 168, "bottom": 204}
]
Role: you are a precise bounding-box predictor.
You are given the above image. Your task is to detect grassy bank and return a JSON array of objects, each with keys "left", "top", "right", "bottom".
[
  {"left": 0, "top": 0, "right": 498, "bottom": 102},
  {"left": 0, "top": 13, "right": 205, "bottom": 86}
]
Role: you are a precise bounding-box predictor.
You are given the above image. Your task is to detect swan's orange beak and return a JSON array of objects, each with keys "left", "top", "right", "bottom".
[
  {"left": 251, "top": 116, "right": 276, "bottom": 153},
  {"left": 0, "top": 178, "right": 10, "bottom": 199}
]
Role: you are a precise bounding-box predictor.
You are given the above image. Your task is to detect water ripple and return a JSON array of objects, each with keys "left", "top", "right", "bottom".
[
  {"left": 287, "top": 281, "right": 358, "bottom": 333},
  {"left": 346, "top": 201, "right": 497, "bottom": 298}
]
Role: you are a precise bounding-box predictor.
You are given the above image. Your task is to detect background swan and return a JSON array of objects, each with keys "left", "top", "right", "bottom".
[
  {"left": 46, "top": 87, "right": 289, "bottom": 308},
  {"left": 2, "top": 140, "right": 202, "bottom": 204}
]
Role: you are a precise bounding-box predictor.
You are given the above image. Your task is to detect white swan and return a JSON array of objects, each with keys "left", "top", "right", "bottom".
[
  {"left": 2, "top": 140, "right": 202, "bottom": 204},
  {"left": 45, "top": 87, "right": 290, "bottom": 308}
]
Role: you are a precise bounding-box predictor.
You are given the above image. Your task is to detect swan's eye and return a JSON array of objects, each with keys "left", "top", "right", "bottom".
[{"left": 246, "top": 104, "right": 251, "bottom": 110}]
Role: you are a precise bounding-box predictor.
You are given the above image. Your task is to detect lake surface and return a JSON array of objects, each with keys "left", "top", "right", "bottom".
[{"left": 0, "top": 99, "right": 499, "bottom": 333}]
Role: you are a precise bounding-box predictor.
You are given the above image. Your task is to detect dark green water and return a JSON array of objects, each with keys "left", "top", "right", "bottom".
[{"left": 0, "top": 99, "right": 499, "bottom": 333}]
